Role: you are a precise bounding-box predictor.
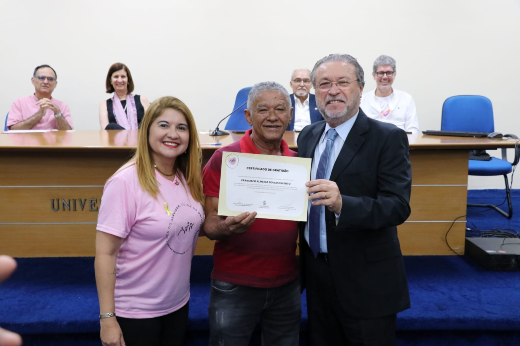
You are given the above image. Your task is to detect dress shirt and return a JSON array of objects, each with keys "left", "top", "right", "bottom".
[
  {"left": 7, "top": 94, "right": 73, "bottom": 130},
  {"left": 360, "top": 88, "right": 419, "bottom": 133},
  {"left": 304, "top": 111, "right": 359, "bottom": 253},
  {"left": 293, "top": 95, "right": 311, "bottom": 131}
]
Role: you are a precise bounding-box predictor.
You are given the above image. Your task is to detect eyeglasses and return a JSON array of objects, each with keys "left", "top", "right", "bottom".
[
  {"left": 36, "top": 76, "right": 56, "bottom": 82},
  {"left": 317, "top": 79, "right": 358, "bottom": 91},
  {"left": 375, "top": 71, "right": 394, "bottom": 77},
  {"left": 292, "top": 78, "right": 311, "bottom": 84}
]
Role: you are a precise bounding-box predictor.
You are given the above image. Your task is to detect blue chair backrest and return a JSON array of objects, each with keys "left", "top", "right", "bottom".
[
  {"left": 441, "top": 95, "right": 494, "bottom": 133},
  {"left": 224, "top": 87, "right": 253, "bottom": 130},
  {"left": 4, "top": 112, "right": 8, "bottom": 131}
]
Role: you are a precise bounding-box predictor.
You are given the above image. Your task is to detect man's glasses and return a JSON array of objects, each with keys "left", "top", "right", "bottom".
[
  {"left": 36, "top": 76, "right": 56, "bottom": 82},
  {"left": 317, "top": 79, "right": 358, "bottom": 91},
  {"left": 375, "top": 71, "right": 394, "bottom": 77},
  {"left": 292, "top": 78, "right": 311, "bottom": 84}
]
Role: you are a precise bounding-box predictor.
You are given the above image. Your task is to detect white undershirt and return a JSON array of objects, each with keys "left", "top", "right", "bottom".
[
  {"left": 293, "top": 95, "right": 311, "bottom": 131},
  {"left": 375, "top": 94, "right": 393, "bottom": 117}
]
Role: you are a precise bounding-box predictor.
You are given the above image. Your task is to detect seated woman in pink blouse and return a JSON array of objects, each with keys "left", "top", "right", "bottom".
[
  {"left": 99, "top": 63, "right": 150, "bottom": 130},
  {"left": 95, "top": 96, "right": 204, "bottom": 346}
]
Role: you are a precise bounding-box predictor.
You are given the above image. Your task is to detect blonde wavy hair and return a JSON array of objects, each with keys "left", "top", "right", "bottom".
[{"left": 121, "top": 96, "right": 204, "bottom": 204}]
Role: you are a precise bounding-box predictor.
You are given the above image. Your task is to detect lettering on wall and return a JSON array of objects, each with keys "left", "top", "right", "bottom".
[{"left": 50, "top": 198, "right": 99, "bottom": 212}]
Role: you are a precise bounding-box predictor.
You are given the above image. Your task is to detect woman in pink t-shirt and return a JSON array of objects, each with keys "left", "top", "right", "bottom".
[{"left": 95, "top": 96, "right": 205, "bottom": 346}]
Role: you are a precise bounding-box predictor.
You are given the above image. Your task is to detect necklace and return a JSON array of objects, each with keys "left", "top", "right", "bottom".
[
  {"left": 154, "top": 164, "right": 174, "bottom": 176},
  {"left": 154, "top": 165, "right": 180, "bottom": 185}
]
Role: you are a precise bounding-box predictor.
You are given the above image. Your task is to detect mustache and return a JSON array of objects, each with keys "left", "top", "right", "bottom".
[{"left": 324, "top": 95, "right": 347, "bottom": 104}]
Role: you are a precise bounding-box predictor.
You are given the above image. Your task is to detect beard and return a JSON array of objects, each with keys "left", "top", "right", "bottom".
[
  {"left": 316, "top": 93, "right": 360, "bottom": 121},
  {"left": 377, "top": 83, "right": 393, "bottom": 95},
  {"left": 295, "top": 87, "right": 308, "bottom": 97}
]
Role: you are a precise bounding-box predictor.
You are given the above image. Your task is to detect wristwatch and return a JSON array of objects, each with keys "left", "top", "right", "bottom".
[
  {"left": 54, "top": 112, "right": 63, "bottom": 118},
  {"left": 99, "top": 312, "right": 116, "bottom": 319}
]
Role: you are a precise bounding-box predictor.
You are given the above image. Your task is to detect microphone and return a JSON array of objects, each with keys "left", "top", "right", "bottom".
[{"left": 210, "top": 101, "right": 248, "bottom": 136}]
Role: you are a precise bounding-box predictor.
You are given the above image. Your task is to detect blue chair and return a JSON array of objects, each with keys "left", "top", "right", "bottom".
[
  {"left": 441, "top": 95, "right": 519, "bottom": 218},
  {"left": 224, "top": 87, "right": 252, "bottom": 131}
]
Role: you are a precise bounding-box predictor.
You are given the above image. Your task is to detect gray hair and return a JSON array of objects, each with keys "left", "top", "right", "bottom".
[
  {"left": 373, "top": 55, "right": 396, "bottom": 74},
  {"left": 310, "top": 54, "right": 365, "bottom": 87},
  {"left": 290, "top": 68, "right": 311, "bottom": 81},
  {"left": 247, "top": 81, "right": 291, "bottom": 110}
]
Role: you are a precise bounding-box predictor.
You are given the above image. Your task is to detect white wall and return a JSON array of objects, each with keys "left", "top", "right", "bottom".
[{"left": 1, "top": 0, "right": 519, "bottom": 189}]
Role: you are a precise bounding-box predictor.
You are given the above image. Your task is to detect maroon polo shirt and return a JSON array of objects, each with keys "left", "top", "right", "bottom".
[{"left": 202, "top": 129, "right": 299, "bottom": 288}]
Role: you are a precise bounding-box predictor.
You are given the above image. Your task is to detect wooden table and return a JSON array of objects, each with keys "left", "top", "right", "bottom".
[{"left": 0, "top": 130, "right": 515, "bottom": 257}]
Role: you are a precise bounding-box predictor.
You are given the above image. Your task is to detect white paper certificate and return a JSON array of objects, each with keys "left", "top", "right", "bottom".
[{"left": 218, "top": 152, "right": 312, "bottom": 221}]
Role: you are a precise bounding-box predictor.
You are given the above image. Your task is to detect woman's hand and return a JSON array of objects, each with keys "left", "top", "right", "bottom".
[{"left": 100, "top": 318, "right": 125, "bottom": 346}]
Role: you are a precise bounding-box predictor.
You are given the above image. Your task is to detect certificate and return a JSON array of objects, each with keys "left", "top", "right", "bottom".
[{"left": 218, "top": 152, "right": 312, "bottom": 221}]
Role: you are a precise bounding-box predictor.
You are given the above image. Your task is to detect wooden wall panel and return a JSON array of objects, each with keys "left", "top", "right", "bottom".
[
  {"left": 0, "top": 187, "right": 103, "bottom": 223},
  {"left": 0, "top": 224, "right": 97, "bottom": 257},
  {"left": 195, "top": 237, "right": 215, "bottom": 256},
  {"left": 410, "top": 150, "right": 468, "bottom": 185},
  {"left": 0, "top": 224, "right": 217, "bottom": 257},
  {"left": 0, "top": 135, "right": 477, "bottom": 257},
  {"left": 408, "top": 186, "right": 468, "bottom": 221},
  {"left": 0, "top": 223, "right": 464, "bottom": 257},
  {"left": 0, "top": 151, "right": 131, "bottom": 186},
  {"left": 398, "top": 222, "right": 466, "bottom": 255}
]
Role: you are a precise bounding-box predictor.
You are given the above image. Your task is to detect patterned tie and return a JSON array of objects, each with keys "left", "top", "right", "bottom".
[{"left": 309, "top": 128, "right": 338, "bottom": 257}]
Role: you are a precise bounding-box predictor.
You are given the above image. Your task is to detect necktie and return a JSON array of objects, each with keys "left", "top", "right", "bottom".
[{"left": 309, "top": 128, "right": 338, "bottom": 257}]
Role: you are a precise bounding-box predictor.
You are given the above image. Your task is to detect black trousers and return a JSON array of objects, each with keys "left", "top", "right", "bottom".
[
  {"left": 303, "top": 245, "right": 397, "bottom": 346},
  {"left": 116, "top": 302, "right": 189, "bottom": 346}
]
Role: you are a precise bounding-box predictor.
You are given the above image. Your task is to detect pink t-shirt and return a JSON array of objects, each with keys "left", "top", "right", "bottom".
[
  {"left": 7, "top": 94, "right": 74, "bottom": 130},
  {"left": 97, "top": 164, "right": 204, "bottom": 319}
]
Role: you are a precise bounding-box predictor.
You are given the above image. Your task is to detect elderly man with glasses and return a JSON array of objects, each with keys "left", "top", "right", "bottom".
[
  {"left": 7, "top": 64, "right": 73, "bottom": 130},
  {"left": 360, "top": 55, "right": 419, "bottom": 133},
  {"left": 287, "top": 68, "right": 323, "bottom": 131},
  {"left": 298, "top": 54, "right": 411, "bottom": 345}
]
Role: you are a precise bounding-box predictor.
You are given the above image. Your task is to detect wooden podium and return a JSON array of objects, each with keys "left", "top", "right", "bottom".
[{"left": 0, "top": 130, "right": 515, "bottom": 257}]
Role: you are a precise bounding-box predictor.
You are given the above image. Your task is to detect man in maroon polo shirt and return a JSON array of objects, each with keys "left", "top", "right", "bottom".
[{"left": 203, "top": 81, "right": 300, "bottom": 346}]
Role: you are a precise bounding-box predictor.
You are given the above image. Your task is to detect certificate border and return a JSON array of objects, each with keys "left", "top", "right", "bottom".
[{"left": 218, "top": 151, "right": 311, "bottom": 221}]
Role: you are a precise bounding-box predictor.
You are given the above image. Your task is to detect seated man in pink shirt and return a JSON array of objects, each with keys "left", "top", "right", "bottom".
[{"left": 7, "top": 65, "right": 73, "bottom": 130}]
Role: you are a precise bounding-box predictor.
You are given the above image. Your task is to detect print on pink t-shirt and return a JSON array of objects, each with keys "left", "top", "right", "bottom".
[{"left": 97, "top": 164, "right": 204, "bottom": 319}]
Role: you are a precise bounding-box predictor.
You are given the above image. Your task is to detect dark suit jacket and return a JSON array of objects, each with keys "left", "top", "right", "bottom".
[
  {"left": 297, "top": 109, "right": 412, "bottom": 319},
  {"left": 287, "top": 94, "right": 324, "bottom": 131}
]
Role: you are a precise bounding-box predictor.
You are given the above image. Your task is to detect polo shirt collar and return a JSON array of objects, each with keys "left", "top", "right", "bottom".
[{"left": 239, "top": 129, "right": 291, "bottom": 156}]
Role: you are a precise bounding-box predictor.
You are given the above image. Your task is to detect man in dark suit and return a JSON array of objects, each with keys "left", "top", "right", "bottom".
[
  {"left": 287, "top": 69, "right": 323, "bottom": 131},
  {"left": 298, "top": 54, "right": 411, "bottom": 345}
]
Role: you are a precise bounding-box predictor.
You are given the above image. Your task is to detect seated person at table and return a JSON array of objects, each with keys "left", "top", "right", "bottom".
[
  {"left": 203, "top": 81, "right": 301, "bottom": 346},
  {"left": 7, "top": 65, "right": 73, "bottom": 131},
  {"left": 287, "top": 68, "right": 323, "bottom": 131},
  {"left": 99, "top": 62, "right": 150, "bottom": 130},
  {"left": 360, "top": 55, "right": 419, "bottom": 133}
]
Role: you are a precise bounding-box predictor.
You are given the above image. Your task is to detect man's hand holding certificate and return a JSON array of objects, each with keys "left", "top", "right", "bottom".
[{"left": 218, "top": 152, "right": 311, "bottom": 221}]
